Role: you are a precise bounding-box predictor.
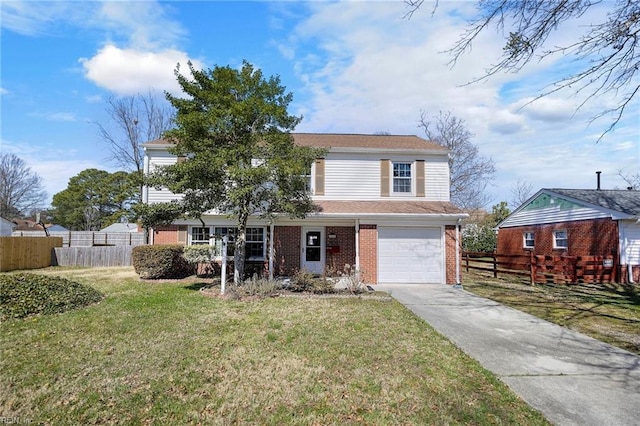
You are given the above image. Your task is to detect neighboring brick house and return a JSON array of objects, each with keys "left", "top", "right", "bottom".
[
  {"left": 142, "top": 133, "right": 468, "bottom": 284},
  {"left": 496, "top": 188, "right": 640, "bottom": 283}
]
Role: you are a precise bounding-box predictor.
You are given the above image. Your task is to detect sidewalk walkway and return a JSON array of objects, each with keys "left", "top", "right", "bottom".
[{"left": 375, "top": 284, "right": 640, "bottom": 426}]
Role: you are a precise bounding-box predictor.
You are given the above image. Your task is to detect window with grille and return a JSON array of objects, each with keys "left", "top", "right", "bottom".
[
  {"left": 523, "top": 232, "right": 535, "bottom": 248},
  {"left": 213, "top": 227, "right": 265, "bottom": 260},
  {"left": 553, "top": 230, "right": 568, "bottom": 249},
  {"left": 191, "top": 227, "right": 211, "bottom": 245},
  {"left": 393, "top": 162, "right": 412, "bottom": 193}
]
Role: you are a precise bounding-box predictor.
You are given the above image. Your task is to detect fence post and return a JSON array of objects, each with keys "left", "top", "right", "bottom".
[
  {"left": 492, "top": 253, "right": 497, "bottom": 278},
  {"left": 530, "top": 252, "right": 536, "bottom": 285}
]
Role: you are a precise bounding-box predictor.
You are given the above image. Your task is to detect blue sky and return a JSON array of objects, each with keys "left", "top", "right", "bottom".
[{"left": 1, "top": 0, "right": 638, "bottom": 209}]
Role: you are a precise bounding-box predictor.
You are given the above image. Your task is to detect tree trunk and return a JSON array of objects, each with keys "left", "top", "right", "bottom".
[{"left": 234, "top": 213, "right": 249, "bottom": 284}]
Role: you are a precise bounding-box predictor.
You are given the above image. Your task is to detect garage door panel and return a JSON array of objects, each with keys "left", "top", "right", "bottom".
[{"left": 378, "top": 227, "right": 442, "bottom": 284}]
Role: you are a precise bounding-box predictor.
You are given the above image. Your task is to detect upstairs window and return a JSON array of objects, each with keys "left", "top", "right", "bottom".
[
  {"left": 393, "top": 162, "right": 412, "bottom": 193},
  {"left": 553, "top": 230, "right": 568, "bottom": 249},
  {"left": 523, "top": 232, "right": 535, "bottom": 249}
]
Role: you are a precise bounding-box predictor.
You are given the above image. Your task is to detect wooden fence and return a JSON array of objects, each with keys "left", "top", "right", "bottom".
[
  {"left": 53, "top": 246, "right": 134, "bottom": 267},
  {"left": 12, "top": 231, "right": 144, "bottom": 247},
  {"left": 0, "top": 237, "right": 63, "bottom": 272},
  {"left": 463, "top": 251, "right": 618, "bottom": 284}
]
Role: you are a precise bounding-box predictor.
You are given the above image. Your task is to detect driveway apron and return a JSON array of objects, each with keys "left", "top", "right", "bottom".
[{"left": 376, "top": 284, "right": 640, "bottom": 426}]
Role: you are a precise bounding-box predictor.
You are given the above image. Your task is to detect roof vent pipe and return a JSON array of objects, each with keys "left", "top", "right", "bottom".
[{"left": 596, "top": 171, "right": 601, "bottom": 190}]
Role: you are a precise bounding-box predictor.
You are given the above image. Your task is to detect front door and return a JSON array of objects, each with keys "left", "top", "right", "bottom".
[{"left": 301, "top": 227, "right": 325, "bottom": 275}]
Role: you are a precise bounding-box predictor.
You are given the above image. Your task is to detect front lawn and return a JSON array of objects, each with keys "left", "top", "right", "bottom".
[
  {"left": 463, "top": 270, "right": 640, "bottom": 355},
  {"left": 0, "top": 267, "right": 549, "bottom": 425}
]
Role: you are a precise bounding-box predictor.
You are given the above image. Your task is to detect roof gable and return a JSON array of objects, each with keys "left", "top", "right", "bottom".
[{"left": 548, "top": 189, "right": 640, "bottom": 216}]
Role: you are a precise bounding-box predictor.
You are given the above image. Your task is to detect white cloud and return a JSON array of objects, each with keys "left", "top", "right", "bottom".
[
  {"left": 0, "top": 87, "right": 8, "bottom": 95},
  {"left": 79, "top": 44, "right": 202, "bottom": 96},
  {"left": 280, "top": 1, "right": 638, "bottom": 206},
  {"left": 45, "top": 112, "right": 77, "bottom": 122}
]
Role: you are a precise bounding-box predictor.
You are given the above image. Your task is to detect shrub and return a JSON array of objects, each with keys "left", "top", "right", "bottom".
[
  {"left": 338, "top": 264, "right": 366, "bottom": 294},
  {"left": 183, "top": 245, "right": 218, "bottom": 264},
  {"left": 0, "top": 273, "right": 104, "bottom": 320},
  {"left": 183, "top": 245, "right": 218, "bottom": 277},
  {"left": 226, "top": 278, "right": 280, "bottom": 299},
  {"left": 132, "top": 245, "right": 194, "bottom": 279},
  {"left": 288, "top": 268, "right": 316, "bottom": 292},
  {"left": 309, "top": 278, "right": 335, "bottom": 294}
]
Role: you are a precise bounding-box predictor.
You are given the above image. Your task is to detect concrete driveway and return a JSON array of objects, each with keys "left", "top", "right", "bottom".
[{"left": 375, "top": 284, "right": 640, "bottom": 426}]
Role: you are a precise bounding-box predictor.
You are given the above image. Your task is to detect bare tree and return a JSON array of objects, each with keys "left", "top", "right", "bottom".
[
  {"left": 405, "top": 0, "right": 640, "bottom": 139},
  {"left": 509, "top": 178, "right": 534, "bottom": 209},
  {"left": 95, "top": 90, "right": 174, "bottom": 174},
  {"left": 618, "top": 170, "right": 639, "bottom": 190},
  {"left": 0, "top": 153, "right": 47, "bottom": 218},
  {"left": 419, "top": 111, "right": 495, "bottom": 210}
]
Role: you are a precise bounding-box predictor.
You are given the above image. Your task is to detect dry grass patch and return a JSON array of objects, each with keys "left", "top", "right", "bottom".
[
  {"left": 463, "top": 270, "right": 640, "bottom": 354},
  {"left": 1, "top": 267, "right": 549, "bottom": 425}
]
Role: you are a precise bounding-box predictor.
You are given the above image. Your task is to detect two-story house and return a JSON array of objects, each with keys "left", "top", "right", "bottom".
[{"left": 142, "top": 133, "right": 467, "bottom": 285}]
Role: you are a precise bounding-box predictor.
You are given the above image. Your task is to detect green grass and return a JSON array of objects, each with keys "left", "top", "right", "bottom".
[
  {"left": 1, "top": 267, "right": 550, "bottom": 425},
  {"left": 463, "top": 270, "right": 640, "bottom": 355}
]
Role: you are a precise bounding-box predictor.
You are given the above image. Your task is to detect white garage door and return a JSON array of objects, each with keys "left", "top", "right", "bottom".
[
  {"left": 378, "top": 227, "right": 443, "bottom": 284},
  {"left": 623, "top": 222, "right": 640, "bottom": 264}
]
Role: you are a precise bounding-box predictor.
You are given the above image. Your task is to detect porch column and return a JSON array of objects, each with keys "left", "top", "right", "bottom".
[{"left": 355, "top": 219, "right": 360, "bottom": 272}]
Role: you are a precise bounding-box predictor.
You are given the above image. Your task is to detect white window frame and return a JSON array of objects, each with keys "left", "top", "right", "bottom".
[
  {"left": 522, "top": 232, "right": 536, "bottom": 249},
  {"left": 523, "top": 232, "right": 535, "bottom": 249},
  {"left": 392, "top": 161, "right": 413, "bottom": 194},
  {"left": 212, "top": 226, "right": 266, "bottom": 261},
  {"left": 304, "top": 162, "right": 315, "bottom": 194},
  {"left": 553, "top": 230, "right": 568, "bottom": 249},
  {"left": 190, "top": 226, "right": 211, "bottom": 245}
]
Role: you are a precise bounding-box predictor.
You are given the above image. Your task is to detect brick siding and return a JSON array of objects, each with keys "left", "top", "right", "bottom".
[
  {"left": 359, "top": 224, "right": 377, "bottom": 284},
  {"left": 445, "top": 225, "right": 460, "bottom": 285},
  {"left": 153, "top": 225, "right": 181, "bottom": 245},
  {"left": 325, "top": 226, "right": 356, "bottom": 275},
  {"left": 497, "top": 218, "right": 619, "bottom": 258},
  {"left": 273, "top": 226, "right": 301, "bottom": 276}
]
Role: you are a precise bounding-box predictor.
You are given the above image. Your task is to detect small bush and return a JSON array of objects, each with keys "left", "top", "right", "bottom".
[
  {"left": 183, "top": 245, "right": 218, "bottom": 277},
  {"left": 338, "top": 264, "right": 366, "bottom": 294},
  {"left": 310, "top": 278, "right": 335, "bottom": 294},
  {"left": 132, "top": 245, "right": 194, "bottom": 279},
  {"left": 183, "top": 245, "right": 218, "bottom": 264},
  {"left": 0, "top": 273, "right": 104, "bottom": 320},
  {"left": 289, "top": 268, "right": 316, "bottom": 292},
  {"left": 227, "top": 278, "right": 280, "bottom": 299}
]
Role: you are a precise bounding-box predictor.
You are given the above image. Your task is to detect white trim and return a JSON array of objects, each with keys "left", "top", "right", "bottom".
[
  {"left": 301, "top": 227, "right": 325, "bottom": 274},
  {"left": 553, "top": 229, "right": 568, "bottom": 249}
]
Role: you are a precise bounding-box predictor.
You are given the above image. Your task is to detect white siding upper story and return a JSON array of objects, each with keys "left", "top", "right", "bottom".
[{"left": 144, "top": 144, "right": 451, "bottom": 204}]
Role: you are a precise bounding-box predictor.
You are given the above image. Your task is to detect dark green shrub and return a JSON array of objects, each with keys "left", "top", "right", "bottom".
[
  {"left": 0, "top": 273, "right": 104, "bottom": 320},
  {"left": 132, "top": 245, "right": 194, "bottom": 279}
]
